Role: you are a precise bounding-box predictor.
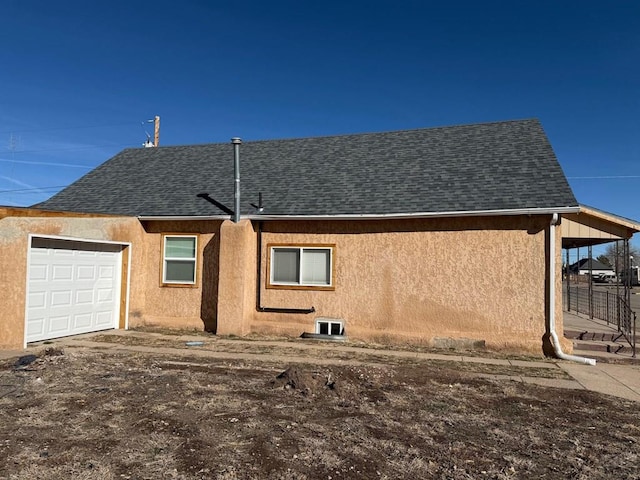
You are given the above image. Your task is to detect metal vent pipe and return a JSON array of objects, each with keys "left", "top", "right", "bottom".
[{"left": 231, "top": 137, "right": 242, "bottom": 223}]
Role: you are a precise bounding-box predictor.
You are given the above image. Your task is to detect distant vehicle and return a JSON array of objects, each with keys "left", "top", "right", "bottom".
[
  {"left": 620, "top": 266, "right": 640, "bottom": 286},
  {"left": 601, "top": 273, "right": 618, "bottom": 284},
  {"left": 592, "top": 272, "right": 616, "bottom": 283}
]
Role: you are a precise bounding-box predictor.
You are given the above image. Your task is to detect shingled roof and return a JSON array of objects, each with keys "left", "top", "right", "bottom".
[{"left": 36, "top": 119, "right": 578, "bottom": 218}]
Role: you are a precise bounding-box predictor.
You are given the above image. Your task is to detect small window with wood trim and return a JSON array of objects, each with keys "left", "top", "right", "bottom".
[
  {"left": 268, "top": 244, "right": 334, "bottom": 289},
  {"left": 162, "top": 235, "right": 197, "bottom": 285}
]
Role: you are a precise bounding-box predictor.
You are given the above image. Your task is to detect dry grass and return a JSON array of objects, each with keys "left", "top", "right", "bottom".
[
  {"left": 0, "top": 345, "right": 638, "bottom": 479},
  {"left": 89, "top": 333, "right": 569, "bottom": 379}
]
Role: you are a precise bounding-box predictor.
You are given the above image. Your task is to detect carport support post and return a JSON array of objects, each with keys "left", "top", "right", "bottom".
[
  {"left": 566, "top": 248, "right": 571, "bottom": 312},
  {"left": 588, "top": 244, "right": 593, "bottom": 319}
]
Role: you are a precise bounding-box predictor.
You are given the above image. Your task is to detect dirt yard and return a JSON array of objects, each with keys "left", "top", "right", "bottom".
[{"left": 1, "top": 337, "right": 639, "bottom": 480}]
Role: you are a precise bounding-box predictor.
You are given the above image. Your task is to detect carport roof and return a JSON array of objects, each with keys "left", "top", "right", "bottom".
[{"left": 562, "top": 205, "right": 640, "bottom": 249}]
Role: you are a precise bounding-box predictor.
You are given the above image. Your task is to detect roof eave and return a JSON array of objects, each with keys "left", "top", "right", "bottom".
[
  {"left": 138, "top": 206, "right": 580, "bottom": 222},
  {"left": 577, "top": 204, "right": 640, "bottom": 232},
  {"left": 137, "top": 215, "right": 231, "bottom": 221},
  {"left": 247, "top": 206, "right": 580, "bottom": 220}
]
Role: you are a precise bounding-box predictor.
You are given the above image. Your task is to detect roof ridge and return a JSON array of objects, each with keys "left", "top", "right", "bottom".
[{"left": 120, "top": 118, "right": 541, "bottom": 151}]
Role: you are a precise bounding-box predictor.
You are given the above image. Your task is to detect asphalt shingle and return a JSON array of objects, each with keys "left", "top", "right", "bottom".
[{"left": 36, "top": 119, "right": 578, "bottom": 217}]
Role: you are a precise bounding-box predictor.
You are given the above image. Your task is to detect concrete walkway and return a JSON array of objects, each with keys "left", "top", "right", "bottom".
[
  {"left": 2, "top": 329, "right": 640, "bottom": 403},
  {"left": 560, "top": 310, "right": 640, "bottom": 401},
  {"left": 558, "top": 361, "right": 640, "bottom": 402}
]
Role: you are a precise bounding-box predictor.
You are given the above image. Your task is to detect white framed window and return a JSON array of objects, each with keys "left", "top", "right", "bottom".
[
  {"left": 268, "top": 244, "right": 334, "bottom": 289},
  {"left": 162, "top": 235, "right": 197, "bottom": 285},
  {"left": 316, "top": 319, "right": 344, "bottom": 336}
]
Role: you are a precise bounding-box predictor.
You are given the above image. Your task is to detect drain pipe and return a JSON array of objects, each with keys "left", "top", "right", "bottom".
[
  {"left": 255, "top": 221, "right": 315, "bottom": 314},
  {"left": 549, "top": 213, "right": 596, "bottom": 366},
  {"left": 231, "top": 137, "right": 241, "bottom": 223}
]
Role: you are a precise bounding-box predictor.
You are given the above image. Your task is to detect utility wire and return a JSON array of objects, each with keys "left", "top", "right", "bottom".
[
  {"left": 1, "top": 142, "right": 136, "bottom": 155},
  {"left": 0, "top": 186, "right": 67, "bottom": 194},
  {"left": 0, "top": 121, "right": 140, "bottom": 135},
  {"left": 0, "top": 158, "right": 93, "bottom": 168},
  {"left": 567, "top": 175, "right": 640, "bottom": 179}
]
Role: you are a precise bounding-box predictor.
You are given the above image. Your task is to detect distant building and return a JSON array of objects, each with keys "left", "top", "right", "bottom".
[{"left": 568, "top": 258, "right": 614, "bottom": 276}]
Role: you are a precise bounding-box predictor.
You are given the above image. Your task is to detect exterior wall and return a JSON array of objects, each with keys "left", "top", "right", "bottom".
[
  {"left": 247, "top": 216, "right": 556, "bottom": 353},
  {"left": 0, "top": 215, "right": 223, "bottom": 350},
  {"left": 137, "top": 220, "right": 222, "bottom": 331},
  {"left": 0, "top": 215, "right": 144, "bottom": 349},
  {"left": 1, "top": 212, "right": 566, "bottom": 355},
  {"left": 216, "top": 220, "right": 256, "bottom": 336}
]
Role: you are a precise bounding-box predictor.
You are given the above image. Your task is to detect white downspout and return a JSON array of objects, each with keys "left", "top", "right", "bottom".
[{"left": 549, "top": 213, "right": 596, "bottom": 365}]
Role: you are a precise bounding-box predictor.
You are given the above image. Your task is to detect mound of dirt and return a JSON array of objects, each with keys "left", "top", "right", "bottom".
[{"left": 270, "top": 366, "right": 335, "bottom": 396}]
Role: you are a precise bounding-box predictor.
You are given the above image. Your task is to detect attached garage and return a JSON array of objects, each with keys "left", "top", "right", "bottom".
[{"left": 25, "top": 236, "right": 129, "bottom": 344}]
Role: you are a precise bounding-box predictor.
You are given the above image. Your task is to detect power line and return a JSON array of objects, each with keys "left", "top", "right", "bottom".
[
  {"left": 567, "top": 175, "right": 640, "bottom": 179},
  {"left": 0, "top": 121, "right": 140, "bottom": 135},
  {"left": 0, "top": 186, "right": 66, "bottom": 194},
  {"left": 1, "top": 142, "right": 136, "bottom": 155},
  {"left": 0, "top": 158, "right": 93, "bottom": 168}
]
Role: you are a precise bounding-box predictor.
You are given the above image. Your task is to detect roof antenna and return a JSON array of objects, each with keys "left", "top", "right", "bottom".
[{"left": 141, "top": 115, "right": 160, "bottom": 147}]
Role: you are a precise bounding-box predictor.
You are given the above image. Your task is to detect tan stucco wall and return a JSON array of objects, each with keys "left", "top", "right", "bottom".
[
  {"left": 0, "top": 216, "right": 223, "bottom": 350},
  {"left": 136, "top": 220, "right": 222, "bottom": 331},
  {"left": 245, "top": 216, "right": 558, "bottom": 353},
  {"left": 216, "top": 219, "right": 256, "bottom": 336},
  {"left": 1, "top": 212, "right": 565, "bottom": 355},
  {"left": 0, "top": 215, "right": 144, "bottom": 349}
]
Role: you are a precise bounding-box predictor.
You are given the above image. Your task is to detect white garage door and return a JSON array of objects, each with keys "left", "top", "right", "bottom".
[{"left": 25, "top": 237, "right": 123, "bottom": 343}]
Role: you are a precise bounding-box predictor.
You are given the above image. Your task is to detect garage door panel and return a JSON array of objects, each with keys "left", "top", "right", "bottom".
[
  {"left": 29, "top": 264, "right": 48, "bottom": 281},
  {"left": 76, "top": 265, "right": 97, "bottom": 281},
  {"left": 26, "top": 317, "right": 45, "bottom": 336},
  {"left": 73, "top": 313, "right": 93, "bottom": 329},
  {"left": 26, "top": 238, "right": 123, "bottom": 343},
  {"left": 99, "top": 265, "right": 115, "bottom": 279},
  {"left": 50, "top": 290, "right": 73, "bottom": 307},
  {"left": 28, "top": 291, "right": 47, "bottom": 308},
  {"left": 75, "top": 289, "right": 94, "bottom": 304},
  {"left": 97, "top": 288, "right": 114, "bottom": 303},
  {"left": 49, "top": 315, "right": 71, "bottom": 333},
  {"left": 95, "top": 311, "right": 115, "bottom": 327},
  {"left": 52, "top": 264, "right": 73, "bottom": 280}
]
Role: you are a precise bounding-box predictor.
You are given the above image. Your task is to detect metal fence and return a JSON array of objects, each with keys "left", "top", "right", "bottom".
[{"left": 563, "top": 286, "right": 636, "bottom": 357}]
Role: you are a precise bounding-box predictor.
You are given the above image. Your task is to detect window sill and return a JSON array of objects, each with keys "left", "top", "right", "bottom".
[
  {"left": 160, "top": 282, "right": 198, "bottom": 288},
  {"left": 266, "top": 284, "right": 335, "bottom": 291},
  {"left": 300, "top": 332, "right": 347, "bottom": 342}
]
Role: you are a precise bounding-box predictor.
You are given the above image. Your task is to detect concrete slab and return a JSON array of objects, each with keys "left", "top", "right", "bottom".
[
  {"left": 558, "top": 363, "right": 640, "bottom": 402},
  {"left": 563, "top": 311, "right": 621, "bottom": 335},
  {"left": 461, "top": 356, "right": 510, "bottom": 365},
  {"left": 509, "top": 359, "right": 557, "bottom": 369},
  {"left": 595, "top": 363, "right": 640, "bottom": 396}
]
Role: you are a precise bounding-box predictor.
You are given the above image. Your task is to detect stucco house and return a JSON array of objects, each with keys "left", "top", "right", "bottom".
[{"left": 1, "top": 118, "right": 632, "bottom": 356}]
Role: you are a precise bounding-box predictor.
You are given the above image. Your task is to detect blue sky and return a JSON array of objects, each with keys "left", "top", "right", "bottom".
[{"left": 1, "top": 0, "right": 638, "bottom": 243}]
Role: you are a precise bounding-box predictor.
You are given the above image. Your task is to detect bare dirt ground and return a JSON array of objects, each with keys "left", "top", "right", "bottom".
[{"left": 1, "top": 338, "right": 639, "bottom": 480}]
